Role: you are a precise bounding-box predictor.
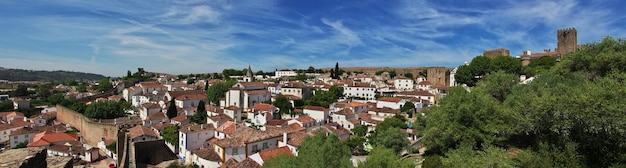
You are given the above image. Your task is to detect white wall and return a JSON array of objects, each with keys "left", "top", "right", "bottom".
[{"left": 247, "top": 137, "right": 280, "bottom": 156}]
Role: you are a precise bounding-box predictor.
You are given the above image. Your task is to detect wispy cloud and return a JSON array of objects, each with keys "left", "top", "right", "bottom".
[{"left": 0, "top": 0, "right": 625, "bottom": 76}]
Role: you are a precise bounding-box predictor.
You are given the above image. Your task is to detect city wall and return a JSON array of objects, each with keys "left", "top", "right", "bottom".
[{"left": 56, "top": 105, "right": 118, "bottom": 146}]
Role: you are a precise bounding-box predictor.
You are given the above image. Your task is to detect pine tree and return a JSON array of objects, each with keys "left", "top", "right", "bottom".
[{"left": 167, "top": 98, "right": 178, "bottom": 119}]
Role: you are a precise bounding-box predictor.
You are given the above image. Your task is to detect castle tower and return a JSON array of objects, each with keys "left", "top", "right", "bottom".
[{"left": 556, "top": 28, "right": 577, "bottom": 58}]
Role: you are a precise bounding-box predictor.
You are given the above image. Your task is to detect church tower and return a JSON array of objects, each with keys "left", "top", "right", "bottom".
[{"left": 243, "top": 65, "right": 254, "bottom": 82}]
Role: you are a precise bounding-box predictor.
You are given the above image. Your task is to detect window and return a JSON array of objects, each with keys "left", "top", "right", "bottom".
[
  {"left": 14, "top": 136, "right": 17, "bottom": 139},
  {"left": 252, "top": 145, "right": 258, "bottom": 153},
  {"left": 232, "top": 148, "right": 239, "bottom": 155},
  {"left": 263, "top": 142, "right": 268, "bottom": 149}
]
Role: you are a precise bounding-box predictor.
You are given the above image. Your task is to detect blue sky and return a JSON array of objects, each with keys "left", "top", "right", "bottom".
[{"left": 1, "top": 0, "right": 625, "bottom": 77}]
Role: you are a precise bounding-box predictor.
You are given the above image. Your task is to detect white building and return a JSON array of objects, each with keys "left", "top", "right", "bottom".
[
  {"left": 225, "top": 82, "right": 270, "bottom": 110},
  {"left": 303, "top": 106, "right": 329, "bottom": 124},
  {"left": 394, "top": 77, "right": 414, "bottom": 91},
  {"left": 376, "top": 97, "right": 406, "bottom": 110},
  {"left": 274, "top": 69, "right": 297, "bottom": 78},
  {"left": 179, "top": 123, "right": 216, "bottom": 163},
  {"left": 343, "top": 82, "right": 377, "bottom": 100}
]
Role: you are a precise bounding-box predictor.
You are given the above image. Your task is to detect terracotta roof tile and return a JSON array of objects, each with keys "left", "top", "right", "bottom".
[
  {"left": 249, "top": 103, "right": 274, "bottom": 111},
  {"left": 179, "top": 123, "right": 214, "bottom": 134},
  {"left": 128, "top": 125, "right": 159, "bottom": 140},
  {"left": 147, "top": 112, "right": 167, "bottom": 121},
  {"left": 378, "top": 97, "right": 402, "bottom": 103},
  {"left": 295, "top": 115, "right": 315, "bottom": 123},
  {"left": 347, "top": 118, "right": 360, "bottom": 125},
  {"left": 259, "top": 146, "right": 293, "bottom": 161},
  {"left": 193, "top": 147, "right": 222, "bottom": 162},
  {"left": 27, "top": 131, "right": 78, "bottom": 147},
  {"left": 245, "top": 90, "right": 270, "bottom": 95},
  {"left": 175, "top": 93, "right": 207, "bottom": 101},
  {"left": 171, "top": 114, "right": 187, "bottom": 121},
  {"left": 305, "top": 106, "right": 327, "bottom": 111}
]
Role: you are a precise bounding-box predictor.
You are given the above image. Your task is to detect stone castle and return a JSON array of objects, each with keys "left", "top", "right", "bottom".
[{"left": 483, "top": 28, "right": 581, "bottom": 66}]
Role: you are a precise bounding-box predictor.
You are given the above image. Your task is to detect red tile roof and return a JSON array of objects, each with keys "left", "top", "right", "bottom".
[
  {"left": 295, "top": 115, "right": 315, "bottom": 123},
  {"left": 27, "top": 131, "right": 78, "bottom": 147},
  {"left": 175, "top": 93, "right": 207, "bottom": 101},
  {"left": 151, "top": 123, "right": 174, "bottom": 132},
  {"left": 305, "top": 106, "right": 327, "bottom": 111},
  {"left": 245, "top": 90, "right": 270, "bottom": 95},
  {"left": 179, "top": 123, "right": 215, "bottom": 134},
  {"left": 147, "top": 112, "right": 167, "bottom": 121},
  {"left": 259, "top": 146, "right": 293, "bottom": 161},
  {"left": 141, "top": 102, "right": 161, "bottom": 109},
  {"left": 249, "top": 103, "right": 274, "bottom": 112},
  {"left": 171, "top": 114, "right": 187, "bottom": 121},
  {"left": 193, "top": 147, "right": 222, "bottom": 162},
  {"left": 378, "top": 97, "right": 402, "bottom": 103},
  {"left": 128, "top": 125, "right": 159, "bottom": 140}
]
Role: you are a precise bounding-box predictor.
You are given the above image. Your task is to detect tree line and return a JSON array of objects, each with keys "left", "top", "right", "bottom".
[{"left": 418, "top": 37, "right": 626, "bottom": 167}]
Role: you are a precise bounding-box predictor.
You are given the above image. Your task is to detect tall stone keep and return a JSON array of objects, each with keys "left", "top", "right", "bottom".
[
  {"left": 556, "top": 28, "right": 577, "bottom": 57},
  {"left": 427, "top": 67, "right": 448, "bottom": 86}
]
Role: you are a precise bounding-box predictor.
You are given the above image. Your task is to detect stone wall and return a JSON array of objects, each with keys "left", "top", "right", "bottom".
[
  {"left": 56, "top": 105, "right": 119, "bottom": 146},
  {"left": 483, "top": 48, "right": 510, "bottom": 58},
  {"left": 427, "top": 67, "right": 448, "bottom": 87}
]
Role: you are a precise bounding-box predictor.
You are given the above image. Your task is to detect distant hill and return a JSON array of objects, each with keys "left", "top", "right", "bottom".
[{"left": 0, "top": 67, "right": 106, "bottom": 81}]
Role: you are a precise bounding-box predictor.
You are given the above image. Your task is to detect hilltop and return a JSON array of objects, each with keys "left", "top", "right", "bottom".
[{"left": 0, "top": 67, "right": 105, "bottom": 81}]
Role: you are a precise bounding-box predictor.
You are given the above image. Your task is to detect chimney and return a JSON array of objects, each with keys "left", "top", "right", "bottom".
[
  {"left": 201, "top": 124, "right": 204, "bottom": 129},
  {"left": 282, "top": 133, "right": 287, "bottom": 145}
]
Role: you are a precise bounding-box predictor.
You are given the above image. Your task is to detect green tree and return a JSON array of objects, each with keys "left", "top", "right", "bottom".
[
  {"left": 374, "top": 115, "right": 408, "bottom": 132},
  {"left": 167, "top": 98, "right": 178, "bottom": 119},
  {"left": 454, "top": 64, "right": 475, "bottom": 87},
  {"left": 97, "top": 77, "right": 113, "bottom": 92},
  {"left": 470, "top": 56, "right": 493, "bottom": 77},
  {"left": 492, "top": 55, "right": 522, "bottom": 74},
  {"left": 12, "top": 85, "right": 29, "bottom": 97},
  {"left": 206, "top": 80, "right": 236, "bottom": 105},
  {"left": 106, "top": 141, "right": 117, "bottom": 153},
  {"left": 440, "top": 144, "right": 514, "bottom": 168},
  {"left": 163, "top": 125, "right": 179, "bottom": 146},
  {"left": 351, "top": 125, "right": 368, "bottom": 137},
  {"left": 190, "top": 100, "right": 207, "bottom": 124},
  {"left": 264, "top": 132, "right": 352, "bottom": 168},
  {"left": 403, "top": 72, "right": 414, "bottom": 79},
  {"left": 368, "top": 128, "right": 410, "bottom": 154},
  {"left": 12, "top": 141, "right": 28, "bottom": 149},
  {"left": 273, "top": 94, "right": 293, "bottom": 117},
  {"left": 76, "top": 83, "right": 87, "bottom": 92},
  {"left": 421, "top": 87, "right": 511, "bottom": 154},
  {"left": 69, "top": 102, "right": 86, "bottom": 113},
  {"left": 475, "top": 71, "right": 519, "bottom": 102},
  {"left": 358, "top": 147, "right": 415, "bottom": 168},
  {"left": 84, "top": 100, "right": 130, "bottom": 119},
  {"left": 400, "top": 101, "right": 415, "bottom": 118},
  {"left": 333, "top": 62, "right": 340, "bottom": 79},
  {"left": 47, "top": 93, "right": 65, "bottom": 105}
]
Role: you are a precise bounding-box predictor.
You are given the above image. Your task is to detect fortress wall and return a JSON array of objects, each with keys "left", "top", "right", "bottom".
[{"left": 56, "top": 105, "right": 118, "bottom": 146}]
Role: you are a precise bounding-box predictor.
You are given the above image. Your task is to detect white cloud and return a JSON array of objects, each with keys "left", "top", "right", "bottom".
[{"left": 321, "top": 18, "right": 362, "bottom": 48}]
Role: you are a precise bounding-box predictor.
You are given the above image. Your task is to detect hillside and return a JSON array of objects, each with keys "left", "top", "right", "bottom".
[{"left": 0, "top": 67, "right": 105, "bottom": 81}]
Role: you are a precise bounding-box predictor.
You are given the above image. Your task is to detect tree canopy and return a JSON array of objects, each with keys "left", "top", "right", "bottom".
[
  {"left": 97, "top": 77, "right": 113, "bottom": 92},
  {"left": 206, "top": 80, "right": 236, "bottom": 105},
  {"left": 420, "top": 37, "right": 626, "bottom": 167},
  {"left": 357, "top": 147, "right": 415, "bottom": 168},
  {"left": 264, "top": 132, "right": 352, "bottom": 168},
  {"left": 84, "top": 100, "right": 130, "bottom": 119}
]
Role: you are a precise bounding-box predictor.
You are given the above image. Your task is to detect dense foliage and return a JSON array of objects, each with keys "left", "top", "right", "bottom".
[
  {"left": 421, "top": 37, "right": 626, "bottom": 167},
  {"left": 357, "top": 147, "right": 415, "bottom": 168},
  {"left": 0, "top": 67, "right": 105, "bottom": 81},
  {"left": 206, "top": 80, "right": 236, "bottom": 105},
  {"left": 163, "top": 125, "right": 179, "bottom": 146},
  {"left": 263, "top": 133, "right": 352, "bottom": 168},
  {"left": 84, "top": 100, "right": 131, "bottom": 119},
  {"left": 273, "top": 94, "right": 294, "bottom": 117},
  {"left": 455, "top": 55, "right": 522, "bottom": 87},
  {"left": 189, "top": 100, "right": 207, "bottom": 124},
  {"left": 305, "top": 85, "right": 343, "bottom": 108}
]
